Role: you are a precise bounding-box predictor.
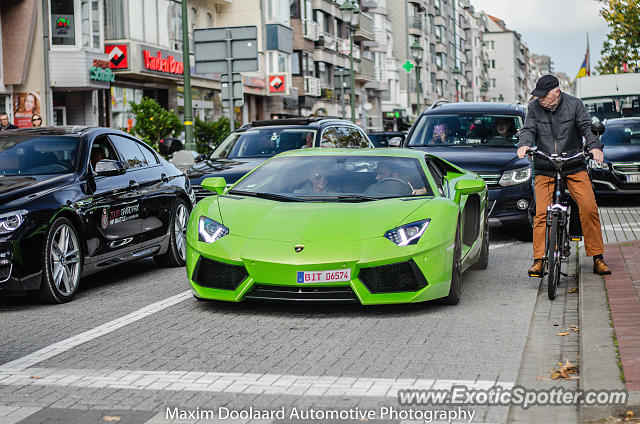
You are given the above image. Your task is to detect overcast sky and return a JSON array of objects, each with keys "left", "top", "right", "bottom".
[{"left": 471, "top": 0, "right": 610, "bottom": 78}]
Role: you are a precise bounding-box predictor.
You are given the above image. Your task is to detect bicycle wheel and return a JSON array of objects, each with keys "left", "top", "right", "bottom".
[{"left": 546, "top": 216, "right": 561, "bottom": 300}]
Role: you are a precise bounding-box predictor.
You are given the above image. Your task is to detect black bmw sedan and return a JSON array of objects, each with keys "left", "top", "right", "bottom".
[
  {"left": 0, "top": 127, "right": 195, "bottom": 303},
  {"left": 589, "top": 117, "right": 640, "bottom": 196}
]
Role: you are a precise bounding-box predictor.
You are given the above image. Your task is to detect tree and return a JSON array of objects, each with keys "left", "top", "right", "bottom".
[
  {"left": 596, "top": 0, "right": 640, "bottom": 74},
  {"left": 193, "top": 116, "right": 231, "bottom": 154},
  {"left": 129, "top": 97, "right": 183, "bottom": 151}
]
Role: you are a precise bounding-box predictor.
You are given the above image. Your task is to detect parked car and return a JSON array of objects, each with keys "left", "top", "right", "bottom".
[
  {"left": 187, "top": 118, "right": 374, "bottom": 201},
  {"left": 0, "top": 127, "right": 195, "bottom": 303},
  {"left": 367, "top": 131, "right": 407, "bottom": 148},
  {"left": 187, "top": 149, "right": 488, "bottom": 305},
  {"left": 589, "top": 117, "right": 640, "bottom": 196},
  {"left": 403, "top": 102, "right": 533, "bottom": 234}
]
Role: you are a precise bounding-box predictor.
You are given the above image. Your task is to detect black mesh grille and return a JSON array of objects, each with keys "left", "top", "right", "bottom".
[
  {"left": 193, "top": 257, "right": 247, "bottom": 290},
  {"left": 358, "top": 260, "right": 427, "bottom": 293},
  {"left": 0, "top": 263, "right": 11, "bottom": 282},
  {"left": 245, "top": 284, "right": 358, "bottom": 302}
]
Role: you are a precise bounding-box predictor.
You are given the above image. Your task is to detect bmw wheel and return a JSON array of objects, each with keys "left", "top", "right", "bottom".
[
  {"left": 154, "top": 199, "right": 190, "bottom": 267},
  {"left": 39, "top": 217, "right": 83, "bottom": 303}
]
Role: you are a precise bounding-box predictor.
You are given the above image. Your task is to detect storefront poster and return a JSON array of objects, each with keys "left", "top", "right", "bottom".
[
  {"left": 13, "top": 92, "right": 41, "bottom": 128},
  {"left": 52, "top": 14, "right": 74, "bottom": 38}
]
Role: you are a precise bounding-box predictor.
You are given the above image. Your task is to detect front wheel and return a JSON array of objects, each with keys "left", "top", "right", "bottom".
[
  {"left": 546, "top": 216, "right": 561, "bottom": 300},
  {"left": 471, "top": 208, "right": 489, "bottom": 270},
  {"left": 39, "top": 217, "right": 83, "bottom": 303},
  {"left": 154, "top": 199, "right": 190, "bottom": 267}
]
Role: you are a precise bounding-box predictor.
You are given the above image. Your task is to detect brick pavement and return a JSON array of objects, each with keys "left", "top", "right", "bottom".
[{"left": 602, "top": 241, "right": 640, "bottom": 391}]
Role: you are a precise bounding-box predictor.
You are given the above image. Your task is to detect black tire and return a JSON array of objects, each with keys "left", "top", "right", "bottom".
[
  {"left": 471, "top": 208, "right": 489, "bottom": 270},
  {"left": 39, "top": 217, "right": 83, "bottom": 304},
  {"left": 154, "top": 199, "right": 190, "bottom": 267},
  {"left": 443, "top": 227, "right": 462, "bottom": 305},
  {"left": 546, "top": 216, "right": 561, "bottom": 300}
]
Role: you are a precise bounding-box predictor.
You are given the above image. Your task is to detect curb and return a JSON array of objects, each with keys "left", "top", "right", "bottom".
[{"left": 578, "top": 245, "right": 640, "bottom": 422}]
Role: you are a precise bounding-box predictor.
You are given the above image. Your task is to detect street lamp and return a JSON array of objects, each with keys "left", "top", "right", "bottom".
[
  {"left": 340, "top": 0, "right": 359, "bottom": 123},
  {"left": 410, "top": 40, "right": 424, "bottom": 115}
]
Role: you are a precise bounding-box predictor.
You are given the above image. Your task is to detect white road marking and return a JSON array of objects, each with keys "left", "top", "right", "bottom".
[
  {"left": 0, "top": 291, "right": 192, "bottom": 372},
  {"left": 0, "top": 367, "right": 513, "bottom": 399},
  {"left": 489, "top": 242, "right": 518, "bottom": 250}
]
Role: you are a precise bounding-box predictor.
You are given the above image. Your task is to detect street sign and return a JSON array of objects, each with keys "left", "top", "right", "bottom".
[
  {"left": 221, "top": 73, "right": 244, "bottom": 107},
  {"left": 193, "top": 26, "right": 258, "bottom": 131},
  {"left": 193, "top": 26, "right": 258, "bottom": 74}
]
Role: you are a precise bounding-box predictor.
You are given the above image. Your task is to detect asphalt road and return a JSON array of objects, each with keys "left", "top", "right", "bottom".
[{"left": 0, "top": 224, "right": 538, "bottom": 423}]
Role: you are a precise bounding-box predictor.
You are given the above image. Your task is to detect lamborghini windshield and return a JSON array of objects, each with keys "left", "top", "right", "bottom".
[
  {"left": 407, "top": 114, "right": 522, "bottom": 147},
  {"left": 229, "top": 155, "right": 433, "bottom": 200}
]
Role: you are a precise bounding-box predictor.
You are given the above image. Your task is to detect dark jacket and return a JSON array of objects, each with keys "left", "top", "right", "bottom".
[
  {"left": 517, "top": 93, "right": 603, "bottom": 176},
  {"left": 0, "top": 123, "right": 18, "bottom": 130}
]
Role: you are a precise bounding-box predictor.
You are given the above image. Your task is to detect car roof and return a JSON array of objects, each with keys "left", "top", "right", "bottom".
[
  {"left": 422, "top": 102, "right": 526, "bottom": 115},
  {"left": 275, "top": 147, "right": 426, "bottom": 159},
  {"left": 238, "top": 117, "right": 360, "bottom": 131},
  {"left": 0, "top": 126, "right": 134, "bottom": 138},
  {"left": 604, "top": 117, "right": 640, "bottom": 125}
]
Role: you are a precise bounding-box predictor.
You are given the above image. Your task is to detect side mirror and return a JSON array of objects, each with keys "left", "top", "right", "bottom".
[
  {"left": 195, "top": 153, "right": 208, "bottom": 163},
  {"left": 159, "top": 138, "right": 182, "bottom": 155},
  {"left": 201, "top": 177, "right": 227, "bottom": 195},
  {"left": 388, "top": 137, "right": 402, "bottom": 148},
  {"left": 454, "top": 178, "right": 486, "bottom": 203},
  {"left": 591, "top": 121, "right": 605, "bottom": 136},
  {"left": 94, "top": 159, "right": 126, "bottom": 176}
]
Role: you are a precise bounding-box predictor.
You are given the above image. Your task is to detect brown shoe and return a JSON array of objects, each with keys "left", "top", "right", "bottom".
[
  {"left": 593, "top": 258, "right": 612, "bottom": 275},
  {"left": 528, "top": 259, "right": 543, "bottom": 277}
]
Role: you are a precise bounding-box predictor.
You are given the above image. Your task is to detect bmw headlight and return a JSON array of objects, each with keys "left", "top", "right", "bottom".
[
  {"left": 588, "top": 159, "right": 610, "bottom": 170},
  {"left": 384, "top": 219, "right": 430, "bottom": 246},
  {"left": 499, "top": 165, "right": 532, "bottom": 187},
  {"left": 0, "top": 210, "right": 27, "bottom": 235},
  {"left": 198, "top": 217, "right": 229, "bottom": 243}
]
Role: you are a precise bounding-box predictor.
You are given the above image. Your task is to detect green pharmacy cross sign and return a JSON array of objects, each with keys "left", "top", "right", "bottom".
[{"left": 402, "top": 60, "right": 414, "bottom": 73}]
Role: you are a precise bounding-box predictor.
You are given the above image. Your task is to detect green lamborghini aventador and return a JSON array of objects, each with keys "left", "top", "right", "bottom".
[{"left": 185, "top": 148, "right": 488, "bottom": 305}]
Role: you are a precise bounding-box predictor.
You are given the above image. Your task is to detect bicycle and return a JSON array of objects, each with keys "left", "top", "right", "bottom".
[{"left": 527, "top": 147, "right": 591, "bottom": 300}]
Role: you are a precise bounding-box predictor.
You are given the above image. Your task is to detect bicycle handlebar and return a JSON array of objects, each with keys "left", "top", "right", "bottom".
[{"left": 526, "top": 147, "right": 592, "bottom": 163}]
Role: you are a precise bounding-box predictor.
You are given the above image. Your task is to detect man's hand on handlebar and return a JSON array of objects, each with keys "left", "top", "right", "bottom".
[
  {"left": 517, "top": 146, "right": 531, "bottom": 159},
  {"left": 589, "top": 148, "right": 604, "bottom": 163}
]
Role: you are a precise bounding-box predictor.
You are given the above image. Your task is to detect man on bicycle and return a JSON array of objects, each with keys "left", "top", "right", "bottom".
[{"left": 517, "top": 74, "right": 611, "bottom": 276}]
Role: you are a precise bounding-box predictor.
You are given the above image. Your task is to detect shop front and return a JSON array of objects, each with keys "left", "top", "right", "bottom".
[{"left": 105, "top": 42, "right": 184, "bottom": 130}]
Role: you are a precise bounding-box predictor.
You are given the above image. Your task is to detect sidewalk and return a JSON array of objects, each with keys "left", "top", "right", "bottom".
[{"left": 579, "top": 240, "right": 640, "bottom": 422}]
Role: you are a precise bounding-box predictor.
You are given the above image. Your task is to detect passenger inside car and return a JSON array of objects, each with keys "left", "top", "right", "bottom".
[
  {"left": 494, "top": 117, "right": 517, "bottom": 139},
  {"left": 429, "top": 121, "right": 453, "bottom": 144}
]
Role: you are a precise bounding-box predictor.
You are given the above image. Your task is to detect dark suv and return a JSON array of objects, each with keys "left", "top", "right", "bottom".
[
  {"left": 187, "top": 118, "right": 373, "bottom": 201},
  {"left": 404, "top": 102, "right": 533, "bottom": 232}
]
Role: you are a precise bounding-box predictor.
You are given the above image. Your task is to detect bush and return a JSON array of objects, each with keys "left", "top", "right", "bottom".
[
  {"left": 194, "top": 116, "right": 231, "bottom": 154},
  {"left": 130, "top": 97, "right": 183, "bottom": 151}
]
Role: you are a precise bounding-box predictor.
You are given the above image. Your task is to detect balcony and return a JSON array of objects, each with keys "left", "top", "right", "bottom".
[
  {"left": 435, "top": 42, "right": 446, "bottom": 54},
  {"left": 434, "top": 15, "right": 446, "bottom": 27},
  {"left": 318, "top": 32, "right": 338, "bottom": 51},
  {"left": 356, "top": 57, "right": 376, "bottom": 81},
  {"left": 354, "top": 12, "right": 375, "bottom": 42},
  {"left": 436, "top": 70, "right": 447, "bottom": 80},
  {"left": 304, "top": 76, "right": 322, "bottom": 97},
  {"left": 408, "top": 16, "right": 423, "bottom": 31},
  {"left": 302, "top": 19, "right": 319, "bottom": 41}
]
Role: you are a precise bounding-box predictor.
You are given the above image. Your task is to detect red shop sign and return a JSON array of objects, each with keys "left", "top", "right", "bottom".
[{"left": 142, "top": 50, "right": 184, "bottom": 75}]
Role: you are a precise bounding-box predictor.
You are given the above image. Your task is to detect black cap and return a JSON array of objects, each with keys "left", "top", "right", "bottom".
[{"left": 531, "top": 74, "right": 559, "bottom": 98}]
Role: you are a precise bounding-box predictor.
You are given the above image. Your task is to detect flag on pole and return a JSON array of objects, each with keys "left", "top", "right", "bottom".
[{"left": 575, "top": 34, "right": 591, "bottom": 79}]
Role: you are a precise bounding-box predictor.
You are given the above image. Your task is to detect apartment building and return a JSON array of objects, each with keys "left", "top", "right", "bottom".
[
  {"left": 462, "top": 4, "right": 489, "bottom": 102},
  {"left": 483, "top": 13, "right": 530, "bottom": 103}
]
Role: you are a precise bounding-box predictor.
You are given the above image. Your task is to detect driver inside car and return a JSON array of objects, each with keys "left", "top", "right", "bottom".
[{"left": 374, "top": 161, "right": 427, "bottom": 196}]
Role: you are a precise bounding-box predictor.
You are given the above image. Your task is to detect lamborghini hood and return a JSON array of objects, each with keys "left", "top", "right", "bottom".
[{"left": 214, "top": 195, "right": 433, "bottom": 241}]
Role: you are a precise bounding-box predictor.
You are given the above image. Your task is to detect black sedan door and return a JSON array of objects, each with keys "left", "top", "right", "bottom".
[
  {"left": 80, "top": 135, "right": 144, "bottom": 258},
  {"left": 109, "top": 134, "right": 174, "bottom": 245}
]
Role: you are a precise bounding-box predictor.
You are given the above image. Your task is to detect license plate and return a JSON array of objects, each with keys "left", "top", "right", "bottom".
[
  {"left": 628, "top": 174, "right": 640, "bottom": 183},
  {"left": 297, "top": 269, "right": 351, "bottom": 283}
]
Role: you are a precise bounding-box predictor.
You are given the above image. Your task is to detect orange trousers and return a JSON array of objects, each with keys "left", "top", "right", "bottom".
[{"left": 533, "top": 171, "right": 604, "bottom": 259}]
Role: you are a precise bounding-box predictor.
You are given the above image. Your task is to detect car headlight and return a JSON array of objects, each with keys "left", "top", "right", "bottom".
[
  {"left": 198, "top": 216, "right": 229, "bottom": 243},
  {"left": 0, "top": 210, "right": 28, "bottom": 235},
  {"left": 384, "top": 219, "right": 430, "bottom": 246},
  {"left": 588, "top": 159, "right": 610, "bottom": 170},
  {"left": 499, "top": 165, "right": 532, "bottom": 187}
]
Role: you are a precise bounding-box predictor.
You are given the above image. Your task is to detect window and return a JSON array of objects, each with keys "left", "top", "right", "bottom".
[
  {"left": 89, "top": 137, "right": 118, "bottom": 171},
  {"left": 109, "top": 135, "right": 147, "bottom": 168},
  {"left": 491, "top": 78, "right": 496, "bottom": 88},
  {"left": 291, "top": 51, "right": 301, "bottom": 74},
  {"left": 137, "top": 142, "right": 159, "bottom": 165},
  {"left": 491, "top": 60, "right": 496, "bottom": 69},
  {"left": 51, "top": 0, "right": 76, "bottom": 45},
  {"left": 129, "top": 0, "right": 143, "bottom": 39},
  {"left": 80, "top": 0, "right": 101, "bottom": 49},
  {"left": 267, "top": 51, "right": 290, "bottom": 74},
  {"left": 144, "top": 0, "right": 159, "bottom": 44},
  {"left": 267, "top": 0, "right": 290, "bottom": 26}
]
